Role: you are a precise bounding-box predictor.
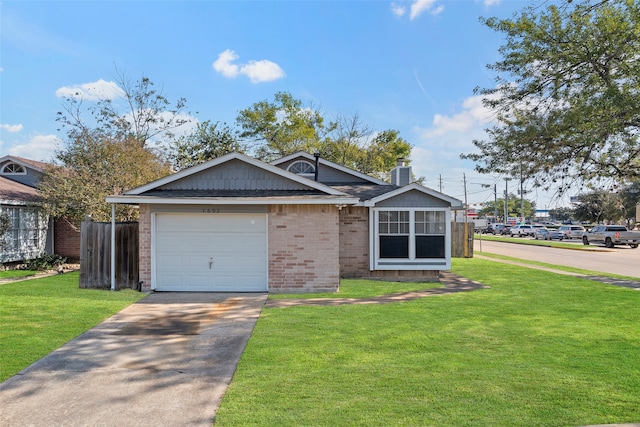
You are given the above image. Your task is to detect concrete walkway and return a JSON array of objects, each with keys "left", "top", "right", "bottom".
[{"left": 0, "top": 292, "right": 267, "bottom": 427}]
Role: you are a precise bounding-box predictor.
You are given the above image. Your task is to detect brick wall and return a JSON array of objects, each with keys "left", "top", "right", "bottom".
[
  {"left": 268, "top": 204, "right": 340, "bottom": 293},
  {"left": 338, "top": 206, "right": 370, "bottom": 278},
  {"left": 138, "top": 204, "right": 152, "bottom": 292},
  {"left": 54, "top": 217, "right": 80, "bottom": 261}
]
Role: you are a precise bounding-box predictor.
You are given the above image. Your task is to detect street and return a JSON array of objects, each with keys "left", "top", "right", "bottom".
[{"left": 473, "top": 239, "right": 640, "bottom": 278}]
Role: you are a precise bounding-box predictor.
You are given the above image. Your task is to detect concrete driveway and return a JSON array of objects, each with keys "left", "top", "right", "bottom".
[{"left": 0, "top": 292, "right": 267, "bottom": 427}]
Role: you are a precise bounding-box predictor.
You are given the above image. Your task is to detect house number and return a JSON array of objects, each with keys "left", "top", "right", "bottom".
[{"left": 202, "top": 208, "right": 221, "bottom": 213}]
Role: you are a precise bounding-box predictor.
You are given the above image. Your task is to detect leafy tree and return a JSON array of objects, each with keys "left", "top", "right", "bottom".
[
  {"left": 572, "top": 190, "right": 625, "bottom": 224},
  {"left": 548, "top": 207, "right": 575, "bottom": 222},
  {"left": 237, "top": 92, "right": 412, "bottom": 179},
  {"left": 236, "top": 91, "right": 329, "bottom": 162},
  {"left": 0, "top": 211, "right": 11, "bottom": 260},
  {"left": 463, "top": 0, "right": 640, "bottom": 195},
  {"left": 56, "top": 70, "right": 190, "bottom": 149},
  {"left": 478, "top": 196, "right": 536, "bottom": 220},
  {"left": 39, "top": 133, "right": 171, "bottom": 224},
  {"left": 169, "top": 121, "right": 245, "bottom": 170},
  {"left": 618, "top": 181, "right": 640, "bottom": 227}
]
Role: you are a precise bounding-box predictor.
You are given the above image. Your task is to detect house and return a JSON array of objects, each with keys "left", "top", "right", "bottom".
[
  {"left": 0, "top": 155, "right": 80, "bottom": 263},
  {"left": 106, "top": 152, "right": 463, "bottom": 293}
]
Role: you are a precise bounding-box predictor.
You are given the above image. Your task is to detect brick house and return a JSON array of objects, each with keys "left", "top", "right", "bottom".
[
  {"left": 0, "top": 155, "right": 81, "bottom": 263},
  {"left": 107, "top": 152, "right": 463, "bottom": 293}
]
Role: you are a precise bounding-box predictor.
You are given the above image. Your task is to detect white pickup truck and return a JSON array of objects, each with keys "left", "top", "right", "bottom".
[{"left": 582, "top": 225, "right": 640, "bottom": 249}]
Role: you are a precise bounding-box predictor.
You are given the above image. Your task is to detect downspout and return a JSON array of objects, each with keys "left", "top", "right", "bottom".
[
  {"left": 314, "top": 152, "right": 320, "bottom": 181},
  {"left": 110, "top": 203, "right": 116, "bottom": 291}
]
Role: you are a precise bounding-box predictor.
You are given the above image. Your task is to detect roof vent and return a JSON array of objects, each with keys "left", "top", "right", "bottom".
[{"left": 391, "top": 159, "right": 411, "bottom": 186}]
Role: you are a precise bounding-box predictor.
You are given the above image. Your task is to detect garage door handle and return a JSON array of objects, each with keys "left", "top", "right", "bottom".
[{"left": 209, "top": 257, "right": 214, "bottom": 269}]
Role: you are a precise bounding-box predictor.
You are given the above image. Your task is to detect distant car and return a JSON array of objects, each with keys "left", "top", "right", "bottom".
[
  {"left": 534, "top": 227, "right": 564, "bottom": 241},
  {"left": 492, "top": 224, "right": 511, "bottom": 235},
  {"left": 510, "top": 224, "right": 535, "bottom": 237},
  {"left": 558, "top": 225, "right": 586, "bottom": 239}
]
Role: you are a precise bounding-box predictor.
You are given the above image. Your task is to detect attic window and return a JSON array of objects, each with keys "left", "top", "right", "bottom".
[
  {"left": 1, "top": 163, "right": 26, "bottom": 175},
  {"left": 287, "top": 161, "right": 315, "bottom": 176}
]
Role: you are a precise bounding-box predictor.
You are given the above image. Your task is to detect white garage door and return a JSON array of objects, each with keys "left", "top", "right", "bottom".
[{"left": 154, "top": 213, "right": 267, "bottom": 292}]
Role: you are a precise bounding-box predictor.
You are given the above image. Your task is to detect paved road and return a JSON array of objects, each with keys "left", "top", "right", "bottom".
[{"left": 473, "top": 239, "right": 639, "bottom": 278}]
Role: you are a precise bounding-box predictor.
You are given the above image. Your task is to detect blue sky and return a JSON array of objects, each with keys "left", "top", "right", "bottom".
[{"left": 0, "top": 0, "right": 570, "bottom": 210}]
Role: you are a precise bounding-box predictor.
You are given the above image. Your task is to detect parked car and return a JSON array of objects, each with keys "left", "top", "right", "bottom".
[
  {"left": 492, "top": 224, "right": 511, "bottom": 235},
  {"left": 534, "top": 227, "right": 564, "bottom": 241},
  {"left": 510, "top": 224, "right": 535, "bottom": 237},
  {"left": 582, "top": 225, "right": 640, "bottom": 248},
  {"left": 558, "top": 225, "right": 586, "bottom": 239}
]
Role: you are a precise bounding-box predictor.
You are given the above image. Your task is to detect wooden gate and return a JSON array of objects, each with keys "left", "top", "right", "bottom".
[{"left": 79, "top": 220, "right": 139, "bottom": 290}]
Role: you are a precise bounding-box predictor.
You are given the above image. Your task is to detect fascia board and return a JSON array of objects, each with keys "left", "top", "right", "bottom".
[
  {"left": 271, "top": 151, "right": 390, "bottom": 186},
  {"left": 125, "top": 152, "right": 347, "bottom": 197},
  {"left": 363, "top": 183, "right": 464, "bottom": 207},
  {"left": 106, "top": 195, "right": 359, "bottom": 205},
  {"left": 0, "top": 155, "right": 46, "bottom": 173}
]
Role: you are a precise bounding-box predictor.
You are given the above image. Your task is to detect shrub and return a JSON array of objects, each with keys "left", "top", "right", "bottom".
[{"left": 25, "top": 253, "right": 67, "bottom": 271}]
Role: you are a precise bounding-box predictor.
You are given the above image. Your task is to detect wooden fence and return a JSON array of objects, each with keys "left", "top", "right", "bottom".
[
  {"left": 451, "top": 222, "right": 474, "bottom": 258},
  {"left": 79, "top": 220, "right": 139, "bottom": 290}
]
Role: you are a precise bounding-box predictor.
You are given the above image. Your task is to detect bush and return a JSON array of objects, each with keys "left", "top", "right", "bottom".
[{"left": 25, "top": 253, "right": 67, "bottom": 271}]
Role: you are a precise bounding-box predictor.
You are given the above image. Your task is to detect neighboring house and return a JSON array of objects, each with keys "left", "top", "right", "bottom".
[
  {"left": 106, "top": 151, "right": 463, "bottom": 293},
  {"left": 0, "top": 155, "right": 80, "bottom": 263}
]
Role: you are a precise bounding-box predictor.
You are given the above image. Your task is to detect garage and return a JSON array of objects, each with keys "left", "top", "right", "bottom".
[{"left": 153, "top": 213, "right": 267, "bottom": 292}]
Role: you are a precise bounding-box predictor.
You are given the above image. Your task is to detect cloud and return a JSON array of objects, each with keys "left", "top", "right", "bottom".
[
  {"left": 212, "top": 49, "right": 286, "bottom": 83},
  {"left": 410, "top": 0, "right": 443, "bottom": 20},
  {"left": 55, "top": 79, "right": 125, "bottom": 101},
  {"left": 1, "top": 123, "right": 23, "bottom": 132},
  {"left": 483, "top": 0, "right": 501, "bottom": 6},
  {"left": 420, "top": 94, "right": 496, "bottom": 138},
  {"left": 390, "top": 3, "right": 406, "bottom": 17},
  {"left": 7, "top": 134, "right": 61, "bottom": 162}
]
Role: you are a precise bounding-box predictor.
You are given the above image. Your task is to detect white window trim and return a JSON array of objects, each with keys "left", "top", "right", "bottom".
[
  {"left": 286, "top": 160, "right": 316, "bottom": 178},
  {"left": 370, "top": 207, "right": 451, "bottom": 271},
  {"left": 1, "top": 162, "right": 27, "bottom": 175}
]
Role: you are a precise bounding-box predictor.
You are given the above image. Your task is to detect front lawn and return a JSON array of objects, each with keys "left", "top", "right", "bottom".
[
  {"left": 0, "top": 272, "right": 145, "bottom": 382},
  {"left": 216, "top": 258, "right": 640, "bottom": 426}
]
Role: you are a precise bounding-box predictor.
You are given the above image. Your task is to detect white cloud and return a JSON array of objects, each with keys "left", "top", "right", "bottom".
[
  {"left": 1, "top": 123, "right": 23, "bottom": 132},
  {"left": 420, "top": 94, "right": 495, "bottom": 138},
  {"left": 390, "top": 3, "right": 406, "bottom": 17},
  {"left": 484, "top": 0, "right": 501, "bottom": 6},
  {"left": 410, "top": 0, "right": 441, "bottom": 20},
  {"left": 212, "top": 49, "right": 285, "bottom": 83},
  {"left": 55, "top": 79, "right": 125, "bottom": 101},
  {"left": 7, "top": 134, "right": 61, "bottom": 162}
]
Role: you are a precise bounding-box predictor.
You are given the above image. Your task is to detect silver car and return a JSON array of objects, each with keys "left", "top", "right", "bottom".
[{"left": 558, "top": 225, "right": 586, "bottom": 239}]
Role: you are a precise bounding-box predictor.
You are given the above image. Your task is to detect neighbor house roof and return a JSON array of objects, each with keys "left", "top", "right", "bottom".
[
  {"left": 0, "top": 176, "right": 41, "bottom": 205},
  {"left": 0, "top": 155, "right": 49, "bottom": 172}
]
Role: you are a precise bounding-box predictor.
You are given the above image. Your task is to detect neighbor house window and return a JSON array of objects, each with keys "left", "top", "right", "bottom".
[
  {"left": 1, "top": 163, "right": 26, "bottom": 174},
  {"left": 287, "top": 161, "right": 315, "bottom": 176},
  {"left": 373, "top": 208, "right": 449, "bottom": 270}
]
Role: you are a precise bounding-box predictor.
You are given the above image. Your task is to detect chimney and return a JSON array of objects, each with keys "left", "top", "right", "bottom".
[{"left": 391, "top": 158, "right": 412, "bottom": 186}]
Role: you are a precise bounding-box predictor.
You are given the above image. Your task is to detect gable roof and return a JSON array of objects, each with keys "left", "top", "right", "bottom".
[
  {"left": 362, "top": 183, "right": 464, "bottom": 208},
  {"left": 0, "top": 155, "right": 48, "bottom": 173},
  {"left": 0, "top": 176, "right": 41, "bottom": 205},
  {"left": 107, "top": 152, "right": 359, "bottom": 205},
  {"left": 271, "top": 151, "right": 390, "bottom": 186}
]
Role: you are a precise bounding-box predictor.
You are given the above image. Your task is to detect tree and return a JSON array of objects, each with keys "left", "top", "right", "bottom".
[
  {"left": 0, "top": 211, "right": 11, "bottom": 263},
  {"left": 236, "top": 91, "right": 329, "bottom": 162},
  {"left": 463, "top": 0, "right": 640, "bottom": 195},
  {"left": 237, "top": 92, "right": 413, "bottom": 179},
  {"left": 478, "top": 196, "right": 536, "bottom": 220},
  {"left": 56, "top": 69, "right": 190, "bottom": 150},
  {"left": 169, "top": 121, "right": 245, "bottom": 170},
  {"left": 548, "top": 207, "right": 575, "bottom": 222},
  {"left": 39, "top": 133, "right": 172, "bottom": 224},
  {"left": 572, "top": 190, "right": 625, "bottom": 224}
]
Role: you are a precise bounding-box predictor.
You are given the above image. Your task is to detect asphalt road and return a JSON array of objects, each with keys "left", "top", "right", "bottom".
[{"left": 473, "top": 238, "right": 640, "bottom": 278}]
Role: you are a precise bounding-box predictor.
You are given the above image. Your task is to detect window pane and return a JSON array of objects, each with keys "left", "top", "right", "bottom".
[
  {"left": 380, "top": 236, "right": 409, "bottom": 258},
  {"left": 415, "top": 223, "right": 424, "bottom": 234},
  {"left": 416, "top": 236, "right": 445, "bottom": 258}
]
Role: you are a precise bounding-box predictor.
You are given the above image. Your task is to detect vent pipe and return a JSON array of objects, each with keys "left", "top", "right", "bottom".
[{"left": 314, "top": 152, "right": 320, "bottom": 181}]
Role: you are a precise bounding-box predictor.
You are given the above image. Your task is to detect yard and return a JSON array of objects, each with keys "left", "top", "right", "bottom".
[
  {"left": 1, "top": 260, "right": 638, "bottom": 426},
  {"left": 215, "top": 258, "right": 640, "bottom": 426}
]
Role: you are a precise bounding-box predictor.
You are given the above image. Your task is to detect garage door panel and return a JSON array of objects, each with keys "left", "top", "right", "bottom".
[{"left": 154, "top": 213, "right": 267, "bottom": 292}]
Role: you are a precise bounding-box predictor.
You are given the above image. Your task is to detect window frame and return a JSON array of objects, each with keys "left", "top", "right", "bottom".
[
  {"left": 370, "top": 207, "right": 451, "bottom": 271},
  {"left": 286, "top": 160, "right": 316, "bottom": 178},
  {"left": 1, "top": 162, "right": 27, "bottom": 175}
]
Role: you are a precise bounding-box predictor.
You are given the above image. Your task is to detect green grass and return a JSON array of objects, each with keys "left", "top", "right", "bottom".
[
  {"left": 216, "top": 258, "right": 640, "bottom": 426},
  {"left": 0, "top": 270, "right": 37, "bottom": 280},
  {"left": 477, "top": 252, "right": 640, "bottom": 280},
  {"left": 269, "top": 278, "right": 443, "bottom": 299},
  {"left": 0, "top": 272, "right": 145, "bottom": 381}
]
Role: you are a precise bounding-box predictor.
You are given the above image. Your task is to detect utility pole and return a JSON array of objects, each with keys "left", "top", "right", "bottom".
[
  {"left": 494, "top": 184, "right": 498, "bottom": 220},
  {"left": 504, "top": 178, "right": 511, "bottom": 225},
  {"left": 439, "top": 174, "right": 443, "bottom": 192},
  {"left": 520, "top": 167, "right": 525, "bottom": 221}
]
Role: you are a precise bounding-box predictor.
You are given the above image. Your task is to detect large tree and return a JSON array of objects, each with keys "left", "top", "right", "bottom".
[
  {"left": 463, "top": 0, "right": 640, "bottom": 195},
  {"left": 237, "top": 92, "right": 412, "bottom": 179},
  {"left": 42, "top": 72, "right": 185, "bottom": 223},
  {"left": 478, "top": 196, "right": 536, "bottom": 220},
  {"left": 169, "top": 121, "right": 245, "bottom": 170}
]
